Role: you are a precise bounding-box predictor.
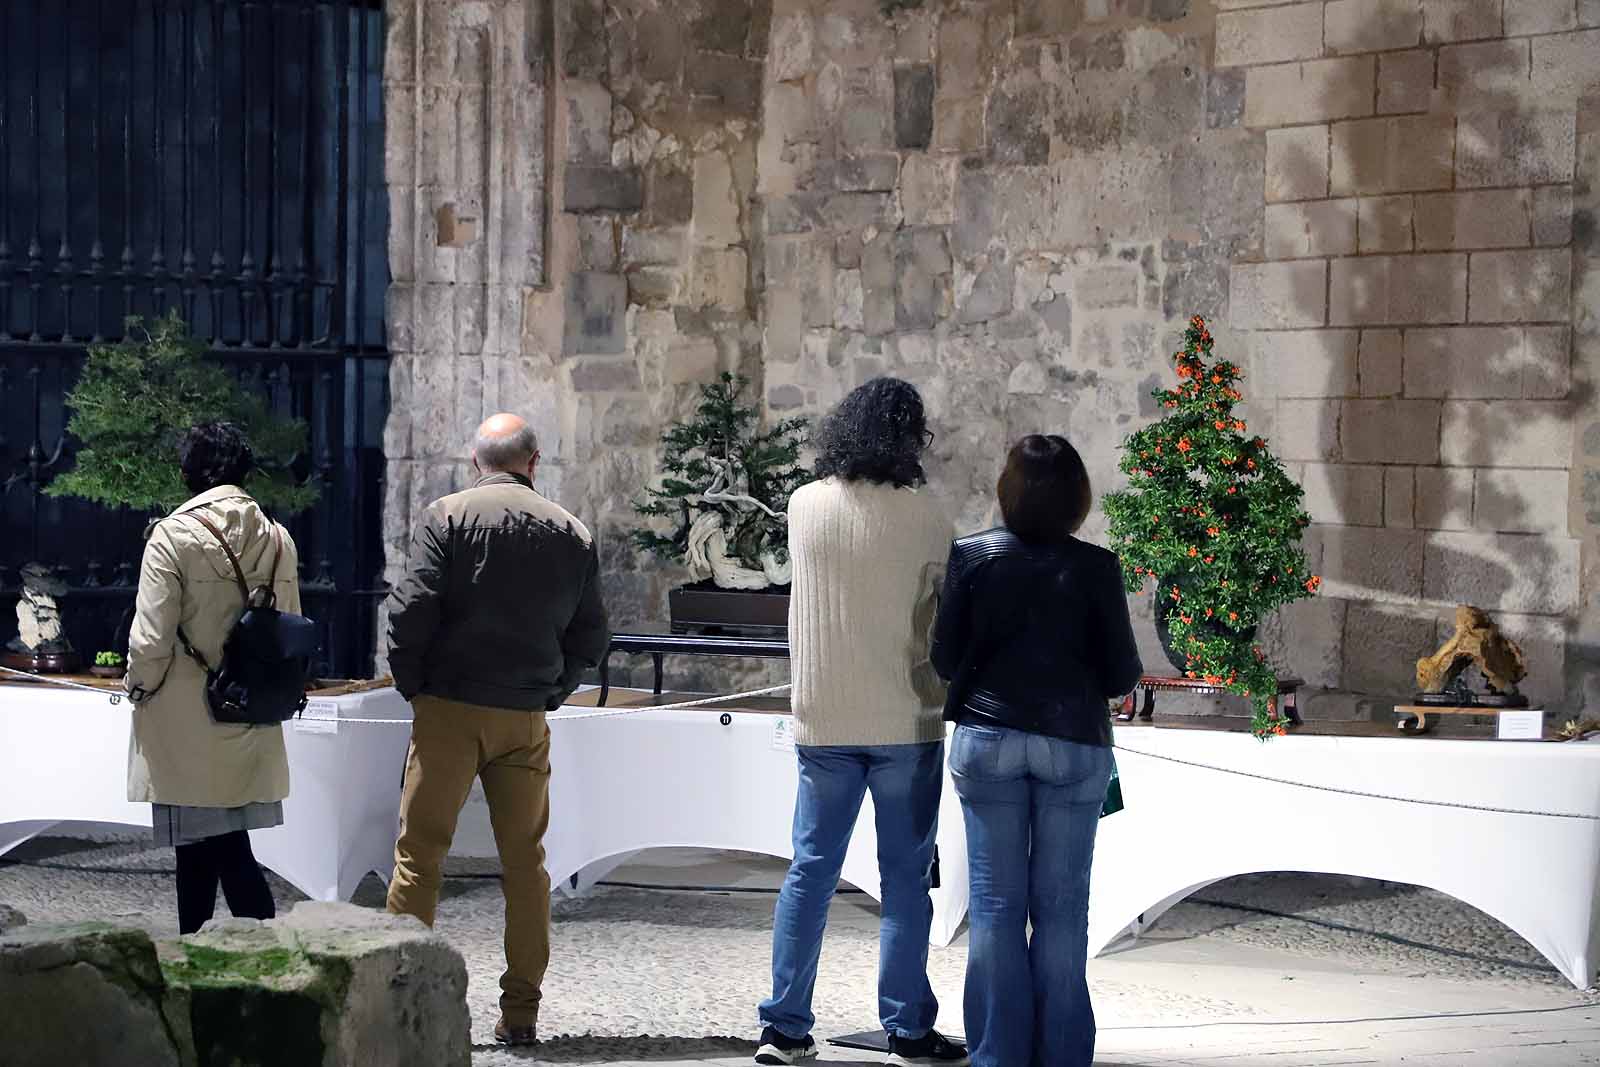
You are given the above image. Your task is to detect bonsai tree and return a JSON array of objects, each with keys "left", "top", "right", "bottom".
[
  {"left": 47, "top": 312, "right": 317, "bottom": 514},
  {"left": 632, "top": 373, "right": 810, "bottom": 589},
  {"left": 1103, "top": 316, "right": 1320, "bottom": 738}
]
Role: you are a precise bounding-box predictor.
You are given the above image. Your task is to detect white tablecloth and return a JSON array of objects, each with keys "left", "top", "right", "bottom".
[{"left": 5, "top": 682, "right": 1599, "bottom": 988}]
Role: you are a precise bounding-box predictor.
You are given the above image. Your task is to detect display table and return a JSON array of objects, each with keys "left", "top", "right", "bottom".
[
  {"left": 5, "top": 681, "right": 1599, "bottom": 987},
  {"left": 598, "top": 633, "right": 789, "bottom": 706}
]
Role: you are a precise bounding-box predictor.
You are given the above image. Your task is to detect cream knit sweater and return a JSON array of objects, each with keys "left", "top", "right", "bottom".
[{"left": 787, "top": 477, "right": 955, "bottom": 747}]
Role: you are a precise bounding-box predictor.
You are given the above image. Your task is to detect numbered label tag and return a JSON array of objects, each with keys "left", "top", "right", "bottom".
[
  {"left": 294, "top": 699, "right": 340, "bottom": 735},
  {"left": 771, "top": 716, "right": 795, "bottom": 753}
]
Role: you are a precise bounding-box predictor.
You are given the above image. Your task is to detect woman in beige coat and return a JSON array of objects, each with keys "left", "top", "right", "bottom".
[{"left": 125, "top": 421, "right": 302, "bottom": 933}]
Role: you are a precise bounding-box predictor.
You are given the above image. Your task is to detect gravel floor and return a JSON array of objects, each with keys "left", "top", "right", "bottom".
[{"left": 0, "top": 834, "right": 1580, "bottom": 1065}]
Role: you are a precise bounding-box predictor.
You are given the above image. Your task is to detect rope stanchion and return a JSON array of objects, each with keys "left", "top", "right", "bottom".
[
  {"left": 1111, "top": 741, "right": 1600, "bottom": 822},
  {"left": 317, "top": 684, "right": 795, "bottom": 726},
  {"left": 0, "top": 664, "right": 123, "bottom": 703}
]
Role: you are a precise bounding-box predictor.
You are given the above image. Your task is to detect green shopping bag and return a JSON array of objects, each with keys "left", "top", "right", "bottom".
[{"left": 1101, "top": 754, "right": 1124, "bottom": 818}]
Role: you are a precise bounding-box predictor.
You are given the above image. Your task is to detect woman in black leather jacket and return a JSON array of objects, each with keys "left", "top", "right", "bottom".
[{"left": 930, "top": 434, "right": 1141, "bottom": 1067}]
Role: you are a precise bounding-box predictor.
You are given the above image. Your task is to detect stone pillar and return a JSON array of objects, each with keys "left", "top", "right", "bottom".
[{"left": 1571, "top": 91, "right": 1600, "bottom": 713}]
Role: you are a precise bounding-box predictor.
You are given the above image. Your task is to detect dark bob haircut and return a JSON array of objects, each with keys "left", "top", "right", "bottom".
[
  {"left": 812, "top": 377, "right": 929, "bottom": 488},
  {"left": 178, "top": 421, "right": 255, "bottom": 495},
  {"left": 997, "top": 434, "right": 1092, "bottom": 544}
]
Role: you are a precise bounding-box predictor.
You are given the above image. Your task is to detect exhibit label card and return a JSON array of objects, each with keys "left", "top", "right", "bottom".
[
  {"left": 771, "top": 716, "right": 795, "bottom": 752},
  {"left": 294, "top": 699, "right": 340, "bottom": 735},
  {"left": 1496, "top": 710, "right": 1544, "bottom": 741}
]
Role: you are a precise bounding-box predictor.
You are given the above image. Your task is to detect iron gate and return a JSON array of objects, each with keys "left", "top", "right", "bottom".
[{"left": 1, "top": 0, "right": 390, "bottom": 678}]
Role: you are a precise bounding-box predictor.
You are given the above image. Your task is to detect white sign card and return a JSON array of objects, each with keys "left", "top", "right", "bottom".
[
  {"left": 1496, "top": 710, "right": 1544, "bottom": 741},
  {"left": 293, "top": 699, "right": 341, "bottom": 735},
  {"left": 771, "top": 716, "right": 795, "bottom": 753}
]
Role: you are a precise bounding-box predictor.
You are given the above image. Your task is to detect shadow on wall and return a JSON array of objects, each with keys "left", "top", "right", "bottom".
[{"left": 1256, "top": 26, "right": 1589, "bottom": 715}]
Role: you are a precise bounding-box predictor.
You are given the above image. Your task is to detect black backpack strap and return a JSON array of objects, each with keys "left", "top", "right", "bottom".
[{"left": 173, "top": 512, "right": 251, "bottom": 674}]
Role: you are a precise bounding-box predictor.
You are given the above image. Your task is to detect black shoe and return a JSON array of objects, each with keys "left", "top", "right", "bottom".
[
  {"left": 754, "top": 1026, "right": 818, "bottom": 1064},
  {"left": 887, "top": 1030, "right": 970, "bottom": 1066}
]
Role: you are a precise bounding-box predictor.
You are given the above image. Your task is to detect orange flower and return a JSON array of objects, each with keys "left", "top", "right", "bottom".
[
  {"left": 1211, "top": 374, "right": 1222, "bottom": 384},
  {"left": 1306, "top": 575, "right": 1323, "bottom": 593},
  {"left": 1220, "top": 580, "right": 1229, "bottom": 588},
  {"left": 1229, "top": 612, "right": 1238, "bottom": 621},
  {"left": 1207, "top": 526, "right": 1220, "bottom": 536},
  {"left": 1227, "top": 486, "right": 1237, "bottom": 494},
  {"left": 1204, "top": 607, "right": 1214, "bottom": 617},
  {"left": 1214, "top": 420, "right": 1227, "bottom": 430},
  {"left": 1181, "top": 614, "right": 1193, "bottom": 624},
  {"left": 1169, "top": 588, "right": 1182, "bottom": 601},
  {"left": 1204, "top": 555, "right": 1214, "bottom": 563},
  {"left": 1177, "top": 438, "right": 1192, "bottom": 453},
  {"left": 1274, "top": 724, "right": 1287, "bottom": 737},
  {"left": 1188, "top": 546, "right": 1199, "bottom": 557},
  {"left": 1233, "top": 420, "right": 1246, "bottom": 432},
  {"left": 1246, "top": 459, "right": 1256, "bottom": 470}
]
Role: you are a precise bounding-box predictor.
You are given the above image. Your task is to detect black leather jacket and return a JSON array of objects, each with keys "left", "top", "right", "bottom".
[{"left": 930, "top": 528, "right": 1142, "bottom": 747}]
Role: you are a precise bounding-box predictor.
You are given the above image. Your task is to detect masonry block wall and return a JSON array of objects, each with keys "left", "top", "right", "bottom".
[{"left": 384, "top": 0, "right": 1599, "bottom": 714}]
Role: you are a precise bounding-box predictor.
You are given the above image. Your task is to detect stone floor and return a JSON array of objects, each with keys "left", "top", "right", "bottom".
[{"left": 2, "top": 837, "right": 1597, "bottom": 1065}]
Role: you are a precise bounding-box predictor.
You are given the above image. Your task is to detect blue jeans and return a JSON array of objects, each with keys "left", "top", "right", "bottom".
[
  {"left": 761, "top": 741, "right": 944, "bottom": 1040},
  {"left": 950, "top": 722, "right": 1111, "bottom": 1067}
]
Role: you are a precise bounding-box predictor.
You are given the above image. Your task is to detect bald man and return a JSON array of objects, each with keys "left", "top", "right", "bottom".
[{"left": 385, "top": 413, "right": 609, "bottom": 1047}]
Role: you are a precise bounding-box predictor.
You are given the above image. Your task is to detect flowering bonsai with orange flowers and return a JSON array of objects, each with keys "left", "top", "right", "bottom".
[{"left": 1103, "top": 316, "right": 1320, "bottom": 738}]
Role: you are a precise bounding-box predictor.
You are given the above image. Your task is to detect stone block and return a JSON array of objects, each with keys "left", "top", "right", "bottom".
[
  {"left": 688, "top": 248, "right": 749, "bottom": 312},
  {"left": 1229, "top": 261, "right": 1328, "bottom": 329},
  {"left": 838, "top": 69, "right": 895, "bottom": 152},
  {"left": 1342, "top": 603, "right": 1440, "bottom": 694},
  {"left": 935, "top": 96, "right": 986, "bottom": 152},
  {"left": 648, "top": 166, "right": 694, "bottom": 226},
  {"left": 938, "top": 13, "right": 987, "bottom": 93},
  {"left": 1414, "top": 190, "right": 1533, "bottom": 250},
  {"left": 692, "top": 153, "right": 742, "bottom": 248},
  {"left": 570, "top": 356, "right": 643, "bottom": 392},
  {"left": 768, "top": 383, "right": 805, "bottom": 410},
  {"left": 1533, "top": 185, "right": 1575, "bottom": 245},
  {"left": 1245, "top": 57, "right": 1376, "bottom": 127},
  {"left": 1163, "top": 254, "right": 1231, "bottom": 320},
  {"left": 636, "top": 9, "right": 687, "bottom": 82},
  {"left": 1456, "top": 110, "right": 1577, "bottom": 187},
  {"left": 1359, "top": 328, "right": 1404, "bottom": 395},
  {"left": 566, "top": 80, "right": 612, "bottom": 166},
  {"left": 1469, "top": 249, "right": 1573, "bottom": 322},
  {"left": 1017, "top": 0, "right": 1082, "bottom": 36},
  {"left": 817, "top": 192, "right": 898, "bottom": 232},
  {"left": 1403, "top": 326, "right": 1570, "bottom": 397},
  {"left": 1358, "top": 195, "right": 1414, "bottom": 253},
  {"left": 1319, "top": 524, "right": 1425, "bottom": 602},
  {"left": 563, "top": 272, "right": 627, "bottom": 355},
  {"left": 1206, "top": 68, "right": 1248, "bottom": 128},
  {"left": 895, "top": 227, "right": 951, "bottom": 331},
  {"left": 901, "top": 155, "right": 957, "bottom": 226},
  {"left": 825, "top": 154, "right": 901, "bottom": 194},
  {"left": 686, "top": 53, "right": 762, "bottom": 117},
  {"left": 565, "top": 166, "right": 644, "bottom": 215},
  {"left": 1266, "top": 126, "right": 1331, "bottom": 202},
  {"left": 1507, "top": 0, "right": 1579, "bottom": 32},
  {"left": 1341, "top": 398, "right": 1444, "bottom": 463},
  {"left": 1330, "top": 115, "right": 1455, "bottom": 195},
  {"left": 1415, "top": 465, "right": 1476, "bottom": 528},
  {"left": 1422, "top": 530, "right": 1580, "bottom": 612},
  {"left": 1265, "top": 199, "right": 1359, "bottom": 259},
  {"left": 1216, "top": 3, "right": 1324, "bottom": 67},
  {"left": 1378, "top": 49, "right": 1436, "bottom": 113},
  {"left": 1252, "top": 329, "right": 1360, "bottom": 397},
  {"left": 1069, "top": 30, "right": 1126, "bottom": 71},
  {"left": 626, "top": 267, "right": 678, "bottom": 308},
  {"left": 1531, "top": 30, "right": 1600, "bottom": 102},
  {"left": 988, "top": 83, "right": 1052, "bottom": 166},
  {"left": 1441, "top": 400, "right": 1573, "bottom": 467},
  {"left": 1386, "top": 466, "right": 1416, "bottom": 525},
  {"left": 577, "top": 217, "right": 619, "bottom": 271},
  {"left": 692, "top": 0, "right": 752, "bottom": 55},
  {"left": 957, "top": 255, "right": 1015, "bottom": 324},
  {"left": 1076, "top": 264, "right": 1141, "bottom": 309},
  {"left": 895, "top": 64, "right": 935, "bottom": 149},
  {"left": 622, "top": 225, "right": 684, "bottom": 268},
  {"left": 1585, "top": 0, "right": 1600, "bottom": 25},
  {"left": 1329, "top": 253, "right": 1467, "bottom": 325},
  {"left": 562, "top": 0, "right": 609, "bottom": 78},
  {"left": 1302, "top": 463, "right": 1386, "bottom": 525},
  {"left": 768, "top": 14, "right": 814, "bottom": 82},
  {"left": 664, "top": 336, "right": 722, "bottom": 384},
  {"left": 862, "top": 232, "right": 897, "bottom": 335},
  {"left": 1423, "top": 0, "right": 1504, "bottom": 39},
  {"left": 0, "top": 923, "right": 189, "bottom": 1067},
  {"left": 1474, "top": 468, "right": 1571, "bottom": 534},
  {"left": 1325, "top": 0, "right": 1426, "bottom": 55},
  {"left": 765, "top": 290, "right": 804, "bottom": 362},
  {"left": 1276, "top": 398, "right": 1343, "bottom": 461},
  {"left": 1436, "top": 40, "right": 1533, "bottom": 112}
]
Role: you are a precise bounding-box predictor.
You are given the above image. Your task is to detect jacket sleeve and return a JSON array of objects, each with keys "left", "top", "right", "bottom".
[
  {"left": 1091, "top": 552, "right": 1144, "bottom": 698},
  {"left": 929, "top": 540, "right": 970, "bottom": 683},
  {"left": 551, "top": 545, "right": 610, "bottom": 708},
  {"left": 125, "top": 525, "right": 184, "bottom": 703},
  {"left": 274, "top": 524, "right": 303, "bottom": 616},
  {"left": 385, "top": 504, "right": 450, "bottom": 700}
]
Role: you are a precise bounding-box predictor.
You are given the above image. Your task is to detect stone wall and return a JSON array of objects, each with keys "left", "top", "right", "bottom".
[{"left": 384, "top": 0, "right": 1599, "bottom": 715}]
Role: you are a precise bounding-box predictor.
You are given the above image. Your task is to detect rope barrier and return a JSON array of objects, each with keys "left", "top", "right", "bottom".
[
  {"left": 0, "top": 664, "right": 123, "bottom": 702},
  {"left": 1111, "top": 741, "right": 1600, "bottom": 822}
]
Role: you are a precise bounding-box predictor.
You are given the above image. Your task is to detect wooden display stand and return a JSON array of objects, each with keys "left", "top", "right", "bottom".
[
  {"left": 1392, "top": 703, "right": 1547, "bottom": 737},
  {"left": 1117, "top": 674, "right": 1304, "bottom": 726}
]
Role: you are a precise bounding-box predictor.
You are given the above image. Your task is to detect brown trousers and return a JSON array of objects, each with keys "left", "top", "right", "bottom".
[{"left": 387, "top": 695, "right": 552, "bottom": 1027}]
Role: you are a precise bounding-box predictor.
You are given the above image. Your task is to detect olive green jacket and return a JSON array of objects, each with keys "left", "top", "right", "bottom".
[
  {"left": 125, "top": 486, "right": 300, "bottom": 806},
  {"left": 385, "top": 473, "right": 610, "bottom": 711}
]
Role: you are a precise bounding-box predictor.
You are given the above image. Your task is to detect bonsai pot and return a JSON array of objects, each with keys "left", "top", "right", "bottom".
[
  {"left": 669, "top": 581, "right": 789, "bottom": 639},
  {"left": 2, "top": 649, "right": 83, "bottom": 675},
  {"left": 1153, "top": 579, "right": 1255, "bottom": 675},
  {"left": 89, "top": 665, "right": 126, "bottom": 680}
]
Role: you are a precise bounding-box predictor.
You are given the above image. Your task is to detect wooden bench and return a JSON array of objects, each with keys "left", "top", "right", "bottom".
[{"left": 1116, "top": 674, "right": 1304, "bottom": 726}]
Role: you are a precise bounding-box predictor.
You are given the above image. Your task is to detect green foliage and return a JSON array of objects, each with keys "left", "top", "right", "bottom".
[
  {"left": 45, "top": 312, "right": 317, "bottom": 515},
  {"left": 1103, "top": 316, "right": 1320, "bottom": 738},
  {"left": 94, "top": 651, "right": 124, "bottom": 668},
  {"left": 632, "top": 374, "right": 811, "bottom": 574}
]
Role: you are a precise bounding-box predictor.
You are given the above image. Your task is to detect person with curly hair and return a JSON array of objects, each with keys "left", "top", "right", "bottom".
[
  {"left": 756, "top": 379, "right": 968, "bottom": 1066},
  {"left": 124, "top": 421, "right": 302, "bottom": 933}
]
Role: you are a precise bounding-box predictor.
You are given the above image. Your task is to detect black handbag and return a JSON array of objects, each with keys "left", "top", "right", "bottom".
[{"left": 177, "top": 514, "right": 318, "bottom": 726}]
